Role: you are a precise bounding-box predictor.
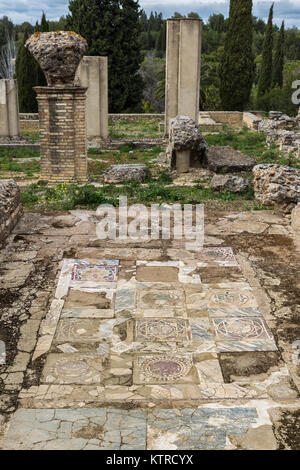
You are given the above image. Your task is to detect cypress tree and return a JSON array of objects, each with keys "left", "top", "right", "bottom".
[
  {"left": 119, "top": 0, "right": 143, "bottom": 110},
  {"left": 67, "top": 0, "right": 144, "bottom": 112},
  {"left": 272, "top": 21, "right": 285, "bottom": 88},
  {"left": 219, "top": 0, "right": 254, "bottom": 110},
  {"left": 35, "top": 12, "right": 49, "bottom": 87},
  {"left": 15, "top": 28, "right": 38, "bottom": 112},
  {"left": 257, "top": 3, "right": 274, "bottom": 97},
  {"left": 155, "top": 21, "right": 166, "bottom": 57},
  {"left": 155, "top": 24, "right": 163, "bottom": 57},
  {"left": 40, "top": 12, "right": 49, "bottom": 32}
]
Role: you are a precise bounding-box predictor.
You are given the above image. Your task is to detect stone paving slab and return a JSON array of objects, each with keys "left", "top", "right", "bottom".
[
  {"left": 0, "top": 408, "right": 147, "bottom": 450},
  {"left": 1, "top": 402, "right": 298, "bottom": 450}
]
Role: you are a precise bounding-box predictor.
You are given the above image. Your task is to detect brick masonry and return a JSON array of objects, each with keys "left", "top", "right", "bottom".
[
  {"left": 35, "top": 86, "right": 88, "bottom": 183},
  {"left": 0, "top": 180, "right": 23, "bottom": 246}
]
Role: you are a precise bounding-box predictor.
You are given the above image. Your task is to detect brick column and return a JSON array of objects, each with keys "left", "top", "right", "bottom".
[{"left": 35, "top": 86, "right": 88, "bottom": 183}]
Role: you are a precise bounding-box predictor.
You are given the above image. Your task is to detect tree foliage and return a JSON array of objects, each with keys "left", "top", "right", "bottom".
[
  {"left": 272, "top": 21, "right": 285, "bottom": 88},
  {"left": 219, "top": 0, "right": 255, "bottom": 110},
  {"left": 15, "top": 28, "right": 38, "bottom": 112},
  {"left": 67, "top": 0, "right": 143, "bottom": 112},
  {"left": 257, "top": 3, "right": 274, "bottom": 98},
  {"left": 35, "top": 12, "right": 49, "bottom": 87}
]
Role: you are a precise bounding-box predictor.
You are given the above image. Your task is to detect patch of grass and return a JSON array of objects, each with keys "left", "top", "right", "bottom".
[
  {"left": 21, "top": 178, "right": 256, "bottom": 211},
  {"left": 87, "top": 146, "right": 164, "bottom": 179},
  {"left": 108, "top": 118, "right": 162, "bottom": 139},
  {"left": 0, "top": 147, "right": 40, "bottom": 159},
  {"left": 21, "top": 131, "right": 40, "bottom": 143},
  {"left": 204, "top": 127, "right": 300, "bottom": 168},
  {"left": 0, "top": 148, "right": 40, "bottom": 176}
]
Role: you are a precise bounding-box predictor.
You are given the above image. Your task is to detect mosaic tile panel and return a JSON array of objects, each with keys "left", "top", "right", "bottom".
[
  {"left": 212, "top": 317, "right": 277, "bottom": 352},
  {"left": 136, "top": 289, "right": 186, "bottom": 317},
  {"left": 42, "top": 354, "right": 105, "bottom": 384},
  {"left": 72, "top": 260, "right": 118, "bottom": 283},
  {"left": 134, "top": 354, "right": 196, "bottom": 384},
  {"left": 186, "top": 289, "right": 258, "bottom": 310},
  {"left": 135, "top": 319, "right": 190, "bottom": 342},
  {"left": 213, "top": 317, "right": 274, "bottom": 342},
  {"left": 54, "top": 319, "right": 106, "bottom": 343},
  {"left": 197, "top": 247, "right": 239, "bottom": 267}
]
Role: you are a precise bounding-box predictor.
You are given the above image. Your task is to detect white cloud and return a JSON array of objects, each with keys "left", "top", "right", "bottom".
[{"left": 1, "top": 0, "right": 300, "bottom": 27}]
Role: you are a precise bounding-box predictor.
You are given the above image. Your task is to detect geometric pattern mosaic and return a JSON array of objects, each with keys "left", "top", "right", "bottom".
[
  {"left": 31, "top": 251, "right": 278, "bottom": 401},
  {"left": 136, "top": 319, "right": 190, "bottom": 342},
  {"left": 72, "top": 260, "right": 118, "bottom": 283}
]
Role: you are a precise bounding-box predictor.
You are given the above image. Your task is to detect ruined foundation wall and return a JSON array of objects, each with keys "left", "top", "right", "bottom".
[{"left": 0, "top": 180, "right": 23, "bottom": 246}]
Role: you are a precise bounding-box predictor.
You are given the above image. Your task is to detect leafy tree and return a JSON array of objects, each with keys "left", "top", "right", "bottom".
[
  {"left": 187, "top": 12, "right": 200, "bottom": 19},
  {"left": 0, "top": 16, "right": 14, "bottom": 49},
  {"left": 139, "top": 52, "right": 165, "bottom": 112},
  {"left": 67, "top": 0, "right": 143, "bottom": 112},
  {"left": 219, "top": 0, "right": 255, "bottom": 110},
  {"left": 15, "top": 27, "right": 38, "bottom": 112},
  {"left": 208, "top": 14, "right": 226, "bottom": 33},
  {"left": 257, "top": 3, "right": 274, "bottom": 98},
  {"left": 272, "top": 21, "right": 285, "bottom": 88}
]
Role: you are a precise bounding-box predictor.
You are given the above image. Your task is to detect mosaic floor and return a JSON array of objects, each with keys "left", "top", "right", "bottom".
[
  {"left": 30, "top": 250, "right": 277, "bottom": 390},
  {"left": 1, "top": 247, "right": 297, "bottom": 450}
]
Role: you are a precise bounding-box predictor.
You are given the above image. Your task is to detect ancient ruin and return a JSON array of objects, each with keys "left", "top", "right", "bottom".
[
  {"left": 0, "top": 79, "right": 20, "bottom": 139},
  {"left": 163, "top": 115, "right": 207, "bottom": 171},
  {"left": 253, "top": 163, "right": 300, "bottom": 209},
  {"left": 1, "top": 6, "right": 300, "bottom": 453},
  {"left": 75, "top": 56, "right": 109, "bottom": 140},
  {"left": 0, "top": 180, "right": 22, "bottom": 246},
  {"left": 26, "top": 31, "right": 88, "bottom": 183},
  {"left": 165, "top": 18, "right": 202, "bottom": 135}
]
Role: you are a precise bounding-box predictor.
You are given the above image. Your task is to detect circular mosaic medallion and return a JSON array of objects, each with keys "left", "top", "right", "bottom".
[
  {"left": 56, "top": 360, "right": 90, "bottom": 379},
  {"left": 141, "top": 356, "right": 192, "bottom": 382},
  {"left": 216, "top": 318, "right": 264, "bottom": 340}
]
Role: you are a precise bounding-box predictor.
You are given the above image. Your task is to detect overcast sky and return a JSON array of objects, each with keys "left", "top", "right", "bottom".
[{"left": 1, "top": 0, "right": 300, "bottom": 28}]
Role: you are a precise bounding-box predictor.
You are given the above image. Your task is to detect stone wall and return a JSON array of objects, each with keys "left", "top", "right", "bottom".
[
  {"left": 19, "top": 113, "right": 39, "bottom": 120},
  {"left": 109, "top": 114, "right": 164, "bottom": 123},
  {"left": 209, "top": 111, "right": 243, "bottom": 126},
  {"left": 0, "top": 180, "right": 23, "bottom": 246},
  {"left": 19, "top": 113, "right": 165, "bottom": 133},
  {"left": 253, "top": 164, "right": 300, "bottom": 210}
]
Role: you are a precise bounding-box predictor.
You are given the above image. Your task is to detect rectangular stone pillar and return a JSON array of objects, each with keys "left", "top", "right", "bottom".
[
  {"left": 165, "top": 19, "right": 202, "bottom": 135},
  {"left": 35, "top": 86, "right": 88, "bottom": 183},
  {"left": 0, "top": 79, "right": 20, "bottom": 137},
  {"left": 75, "top": 56, "right": 108, "bottom": 139}
]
